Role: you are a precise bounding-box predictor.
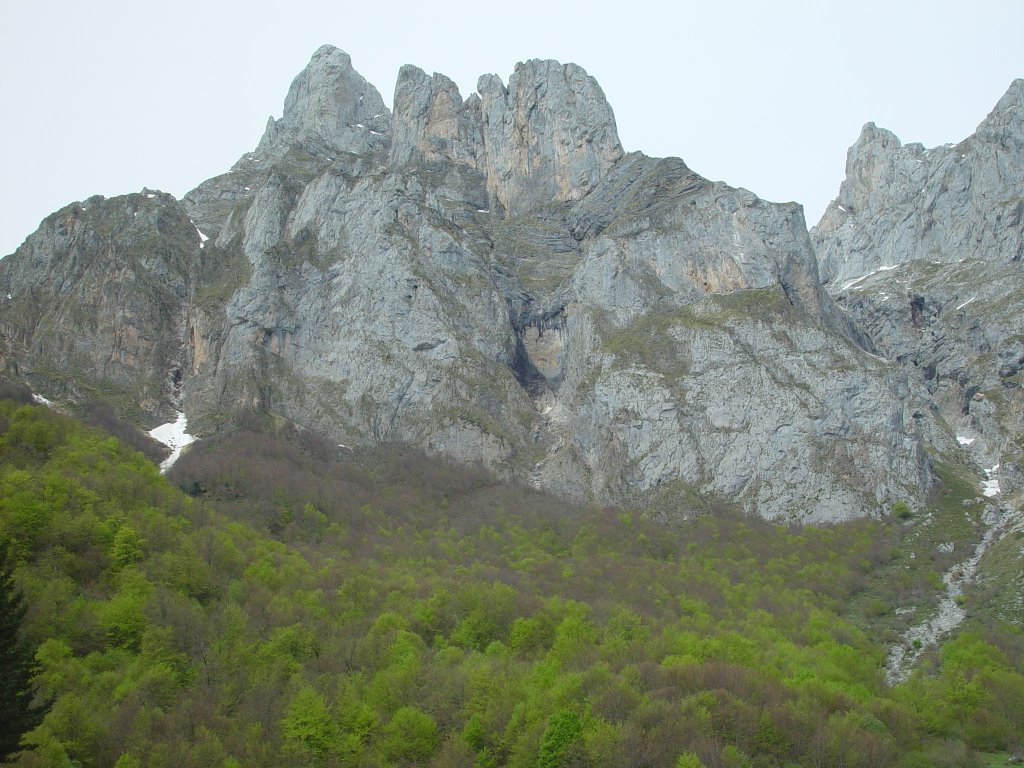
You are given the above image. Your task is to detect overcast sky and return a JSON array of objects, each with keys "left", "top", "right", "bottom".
[{"left": 1, "top": 0, "right": 1021, "bottom": 257}]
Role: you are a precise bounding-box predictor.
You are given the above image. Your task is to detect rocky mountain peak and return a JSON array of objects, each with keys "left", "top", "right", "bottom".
[
  {"left": 477, "top": 59, "right": 624, "bottom": 214},
  {"left": 11, "top": 46, "right": 1019, "bottom": 522},
  {"left": 826, "top": 122, "right": 921, "bottom": 227},
  {"left": 974, "top": 77, "right": 1024, "bottom": 145},
  {"left": 994, "top": 77, "right": 1024, "bottom": 108},
  {"left": 389, "top": 64, "right": 481, "bottom": 171},
  {"left": 256, "top": 44, "right": 391, "bottom": 158},
  {"left": 812, "top": 80, "right": 1024, "bottom": 506},
  {"left": 813, "top": 79, "right": 1024, "bottom": 287}
]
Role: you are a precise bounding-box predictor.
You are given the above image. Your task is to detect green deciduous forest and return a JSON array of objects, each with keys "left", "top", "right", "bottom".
[{"left": 1, "top": 395, "right": 1022, "bottom": 767}]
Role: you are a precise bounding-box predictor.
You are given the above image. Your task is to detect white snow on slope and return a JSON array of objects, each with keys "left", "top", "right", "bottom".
[
  {"left": 841, "top": 264, "right": 899, "bottom": 291},
  {"left": 981, "top": 464, "right": 1001, "bottom": 497},
  {"left": 31, "top": 393, "right": 55, "bottom": 407},
  {"left": 148, "top": 411, "right": 197, "bottom": 473},
  {"left": 188, "top": 218, "right": 209, "bottom": 248}
]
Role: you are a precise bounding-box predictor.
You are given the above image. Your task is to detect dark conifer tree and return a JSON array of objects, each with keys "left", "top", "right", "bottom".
[{"left": 0, "top": 540, "right": 43, "bottom": 761}]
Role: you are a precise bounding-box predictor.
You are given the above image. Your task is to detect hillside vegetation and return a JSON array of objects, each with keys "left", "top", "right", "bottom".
[{"left": 1, "top": 398, "right": 1022, "bottom": 767}]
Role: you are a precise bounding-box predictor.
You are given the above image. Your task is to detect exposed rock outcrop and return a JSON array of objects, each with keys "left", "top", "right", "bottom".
[
  {"left": 257, "top": 44, "right": 391, "bottom": 159},
  {"left": 815, "top": 79, "right": 1024, "bottom": 499},
  {"left": 0, "top": 190, "right": 197, "bottom": 421},
  {"left": 814, "top": 79, "right": 1024, "bottom": 288},
  {"left": 477, "top": 59, "right": 624, "bottom": 215},
  {"left": 0, "top": 45, "right": 944, "bottom": 520}
]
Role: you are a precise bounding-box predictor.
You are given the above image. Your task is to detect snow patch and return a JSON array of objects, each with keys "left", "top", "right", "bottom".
[
  {"left": 189, "top": 219, "right": 209, "bottom": 249},
  {"left": 841, "top": 264, "right": 899, "bottom": 291},
  {"left": 477, "top": 209, "right": 489, "bottom": 213},
  {"left": 146, "top": 193, "right": 156, "bottom": 199},
  {"left": 981, "top": 464, "right": 1000, "bottom": 497},
  {"left": 31, "top": 393, "right": 55, "bottom": 407},
  {"left": 955, "top": 297, "right": 976, "bottom": 311},
  {"left": 956, "top": 435, "right": 976, "bottom": 446},
  {"left": 148, "top": 412, "right": 197, "bottom": 473}
]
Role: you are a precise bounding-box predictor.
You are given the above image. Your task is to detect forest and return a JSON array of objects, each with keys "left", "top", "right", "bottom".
[{"left": 1, "top": 391, "right": 1022, "bottom": 767}]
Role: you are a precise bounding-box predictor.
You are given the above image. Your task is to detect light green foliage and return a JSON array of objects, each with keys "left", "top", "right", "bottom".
[
  {"left": 381, "top": 706, "right": 439, "bottom": 763},
  {"left": 536, "top": 709, "right": 583, "bottom": 768},
  {"left": 891, "top": 500, "right": 913, "bottom": 520},
  {"left": 1, "top": 397, "right": 1022, "bottom": 767},
  {"left": 98, "top": 569, "right": 153, "bottom": 649},
  {"left": 281, "top": 686, "right": 339, "bottom": 761},
  {"left": 675, "top": 752, "right": 705, "bottom": 768},
  {"left": 109, "top": 524, "right": 144, "bottom": 568}
]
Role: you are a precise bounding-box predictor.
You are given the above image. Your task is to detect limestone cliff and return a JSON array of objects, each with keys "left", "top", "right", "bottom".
[
  {"left": 0, "top": 45, "right": 941, "bottom": 520},
  {"left": 814, "top": 80, "right": 1024, "bottom": 288},
  {"left": 813, "top": 80, "right": 1024, "bottom": 502},
  {"left": 0, "top": 190, "right": 197, "bottom": 420}
]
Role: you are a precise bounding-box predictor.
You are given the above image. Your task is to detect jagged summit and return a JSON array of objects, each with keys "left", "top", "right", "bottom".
[
  {"left": 390, "top": 64, "right": 479, "bottom": 170},
  {"left": 255, "top": 44, "right": 391, "bottom": 159},
  {"left": 14, "top": 45, "right": 1017, "bottom": 521},
  {"left": 812, "top": 79, "right": 1024, "bottom": 508},
  {"left": 813, "top": 78, "right": 1024, "bottom": 287},
  {"left": 975, "top": 77, "right": 1024, "bottom": 145},
  {"left": 248, "top": 48, "right": 625, "bottom": 217},
  {"left": 989, "top": 77, "right": 1024, "bottom": 113},
  {"left": 476, "top": 58, "right": 623, "bottom": 214}
]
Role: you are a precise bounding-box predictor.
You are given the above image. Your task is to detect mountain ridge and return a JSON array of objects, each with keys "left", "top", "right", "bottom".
[{"left": 1, "top": 45, "right": 1019, "bottom": 522}]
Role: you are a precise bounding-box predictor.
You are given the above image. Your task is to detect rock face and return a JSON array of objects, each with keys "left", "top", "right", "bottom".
[
  {"left": 813, "top": 79, "right": 1024, "bottom": 500},
  {"left": 257, "top": 45, "right": 391, "bottom": 159},
  {"left": 477, "top": 59, "right": 624, "bottom": 215},
  {"left": 0, "top": 191, "right": 197, "bottom": 420},
  {"left": 814, "top": 79, "right": 1024, "bottom": 288},
  {"left": 1, "top": 45, "right": 946, "bottom": 520}
]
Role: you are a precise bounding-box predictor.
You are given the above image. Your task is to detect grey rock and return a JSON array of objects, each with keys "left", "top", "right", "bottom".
[
  {"left": 256, "top": 44, "right": 391, "bottom": 160},
  {"left": 0, "top": 190, "right": 198, "bottom": 424},
  {"left": 813, "top": 79, "right": 1024, "bottom": 288},
  {"left": 477, "top": 60, "right": 624, "bottom": 215},
  {"left": 831, "top": 258, "right": 1024, "bottom": 495},
  {"left": 0, "top": 46, "right": 950, "bottom": 521},
  {"left": 818, "top": 80, "right": 1024, "bottom": 499},
  {"left": 389, "top": 65, "right": 482, "bottom": 171}
]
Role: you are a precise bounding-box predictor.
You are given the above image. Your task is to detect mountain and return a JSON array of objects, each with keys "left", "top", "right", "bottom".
[
  {"left": 814, "top": 79, "right": 1024, "bottom": 287},
  {"left": 2, "top": 46, "right": 1018, "bottom": 522},
  {"left": 812, "top": 79, "right": 1024, "bottom": 506}
]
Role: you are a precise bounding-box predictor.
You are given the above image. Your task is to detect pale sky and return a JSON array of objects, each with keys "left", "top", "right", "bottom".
[{"left": 1, "top": 0, "right": 1021, "bottom": 258}]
